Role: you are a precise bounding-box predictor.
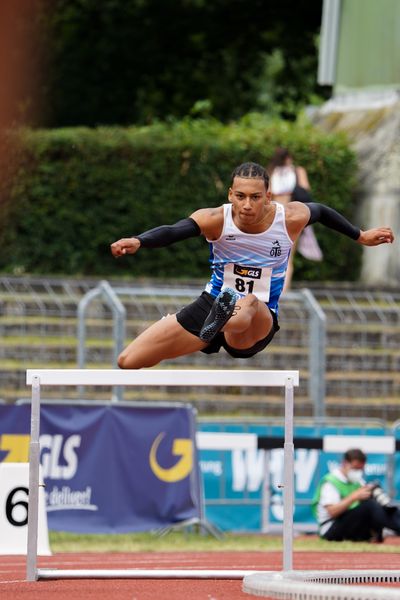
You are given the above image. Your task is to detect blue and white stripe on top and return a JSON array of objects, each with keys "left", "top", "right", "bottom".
[{"left": 204, "top": 202, "right": 292, "bottom": 315}]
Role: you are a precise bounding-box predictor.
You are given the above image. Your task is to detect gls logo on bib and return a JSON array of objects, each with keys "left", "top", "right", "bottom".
[{"left": 233, "top": 264, "right": 262, "bottom": 279}]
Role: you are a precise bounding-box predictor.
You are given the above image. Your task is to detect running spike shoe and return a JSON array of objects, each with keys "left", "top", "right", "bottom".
[{"left": 199, "top": 288, "right": 238, "bottom": 343}]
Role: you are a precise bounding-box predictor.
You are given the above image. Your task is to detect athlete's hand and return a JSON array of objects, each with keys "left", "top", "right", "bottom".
[
  {"left": 357, "top": 227, "right": 394, "bottom": 246},
  {"left": 110, "top": 237, "right": 141, "bottom": 257}
]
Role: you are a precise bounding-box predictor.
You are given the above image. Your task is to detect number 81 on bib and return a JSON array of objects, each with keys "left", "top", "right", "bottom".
[{"left": 223, "top": 263, "right": 272, "bottom": 302}]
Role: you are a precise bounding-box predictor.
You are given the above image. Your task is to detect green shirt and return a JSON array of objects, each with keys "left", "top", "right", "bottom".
[{"left": 311, "top": 472, "right": 361, "bottom": 520}]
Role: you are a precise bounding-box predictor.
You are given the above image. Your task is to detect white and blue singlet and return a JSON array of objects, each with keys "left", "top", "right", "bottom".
[{"left": 204, "top": 203, "right": 293, "bottom": 315}]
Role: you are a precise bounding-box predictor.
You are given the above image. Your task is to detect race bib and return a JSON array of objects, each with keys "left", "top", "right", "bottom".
[{"left": 223, "top": 263, "right": 271, "bottom": 302}]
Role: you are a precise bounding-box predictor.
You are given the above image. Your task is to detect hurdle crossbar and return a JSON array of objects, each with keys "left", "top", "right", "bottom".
[
  {"left": 26, "top": 368, "right": 298, "bottom": 581},
  {"left": 26, "top": 368, "right": 299, "bottom": 387}
]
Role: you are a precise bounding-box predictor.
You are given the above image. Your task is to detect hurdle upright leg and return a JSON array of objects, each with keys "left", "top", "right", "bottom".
[
  {"left": 282, "top": 376, "right": 294, "bottom": 571},
  {"left": 26, "top": 375, "right": 41, "bottom": 582}
]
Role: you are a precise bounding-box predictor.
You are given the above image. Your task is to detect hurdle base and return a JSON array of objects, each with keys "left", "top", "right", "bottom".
[{"left": 36, "top": 568, "right": 261, "bottom": 580}]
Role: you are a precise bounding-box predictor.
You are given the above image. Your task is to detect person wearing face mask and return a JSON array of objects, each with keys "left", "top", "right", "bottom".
[{"left": 312, "top": 448, "right": 400, "bottom": 542}]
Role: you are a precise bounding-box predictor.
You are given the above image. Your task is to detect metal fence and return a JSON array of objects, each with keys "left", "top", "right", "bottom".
[
  {"left": 76, "top": 281, "right": 324, "bottom": 409},
  {"left": 312, "top": 287, "right": 400, "bottom": 420},
  {"left": 0, "top": 276, "right": 399, "bottom": 420}
]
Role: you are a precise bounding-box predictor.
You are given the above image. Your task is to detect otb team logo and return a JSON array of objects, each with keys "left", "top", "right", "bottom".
[
  {"left": 270, "top": 240, "right": 281, "bottom": 257},
  {"left": 233, "top": 265, "right": 262, "bottom": 279}
]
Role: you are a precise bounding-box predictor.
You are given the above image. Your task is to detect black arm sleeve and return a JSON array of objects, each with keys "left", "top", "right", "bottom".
[
  {"left": 307, "top": 203, "right": 360, "bottom": 241},
  {"left": 135, "top": 217, "right": 201, "bottom": 248}
]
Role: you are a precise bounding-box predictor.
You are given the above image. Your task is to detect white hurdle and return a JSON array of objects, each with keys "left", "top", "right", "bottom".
[{"left": 25, "top": 368, "right": 299, "bottom": 581}]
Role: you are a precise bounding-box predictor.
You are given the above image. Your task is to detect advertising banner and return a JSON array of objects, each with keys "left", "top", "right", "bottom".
[
  {"left": 0, "top": 403, "right": 200, "bottom": 533},
  {"left": 198, "top": 423, "right": 393, "bottom": 532},
  {"left": 1, "top": 405, "right": 396, "bottom": 533}
]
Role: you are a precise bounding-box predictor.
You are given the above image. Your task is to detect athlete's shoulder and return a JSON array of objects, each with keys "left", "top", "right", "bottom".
[
  {"left": 286, "top": 201, "right": 310, "bottom": 220},
  {"left": 190, "top": 206, "right": 224, "bottom": 237},
  {"left": 285, "top": 201, "right": 311, "bottom": 240}
]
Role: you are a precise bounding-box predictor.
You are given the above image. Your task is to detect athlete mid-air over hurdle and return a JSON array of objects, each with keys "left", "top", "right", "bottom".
[{"left": 111, "top": 162, "right": 394, "bottom": 369}]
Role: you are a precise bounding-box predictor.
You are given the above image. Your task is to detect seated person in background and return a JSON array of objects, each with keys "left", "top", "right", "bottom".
[
  {"left": 312, "top": 448, "right": 400, "bottom": 542},
  {"left": 267, "top": 147, "right": 322, "bottom": 292}
]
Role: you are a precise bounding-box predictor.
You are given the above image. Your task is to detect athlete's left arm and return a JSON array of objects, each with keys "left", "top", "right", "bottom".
[{"left": 306, "top": 202, "right": 394, "bottom": 246}]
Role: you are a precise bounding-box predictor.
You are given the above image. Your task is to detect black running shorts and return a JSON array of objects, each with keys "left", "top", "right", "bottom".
[{"left": 176, "top": 291, "right": 280, "bottom": 359}]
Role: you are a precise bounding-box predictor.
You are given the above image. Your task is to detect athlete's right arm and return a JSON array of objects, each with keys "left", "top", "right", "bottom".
[
  {"left": 110, "top": 207, "right": 223, "bottom": 257},
  {"left": 111, "top": 236, "right": 142, "bottom": 257},
  {"left": 110, "top": 218, "right": 201, "bottom": 257}
]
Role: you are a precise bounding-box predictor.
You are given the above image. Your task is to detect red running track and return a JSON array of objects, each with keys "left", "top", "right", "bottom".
[{"left": 1, "top": 550, "right": 400, "bottom": 600}]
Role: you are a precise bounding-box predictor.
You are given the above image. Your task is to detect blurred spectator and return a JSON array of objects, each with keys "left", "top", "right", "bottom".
[
  {"left": 267, "top": 147, "right": 322, "bottom": 292},
  {"left": 312, "top": 448, "right": 400, "bottom": 542}
]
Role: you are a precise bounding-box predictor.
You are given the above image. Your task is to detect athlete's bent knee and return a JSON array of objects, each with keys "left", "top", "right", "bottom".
[
  {"left": 118, "top": 353, "right": 128, "bottom": 369},
  {"left": 246, "top": 293, "right": 259, "bottom": 305},
  {"left": 118, "top": 350, "right": 156, "bottom": 370},
  {"left": 238, "top": 293, "right": 258, "bottom": 308},
  {"left": 118, "top": 352, "right": 138, "bottom": 369}
]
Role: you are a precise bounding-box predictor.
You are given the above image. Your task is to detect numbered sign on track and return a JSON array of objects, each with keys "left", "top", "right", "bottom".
[{"left": 0, "top": 463, "right": 51, "bottom": 555}]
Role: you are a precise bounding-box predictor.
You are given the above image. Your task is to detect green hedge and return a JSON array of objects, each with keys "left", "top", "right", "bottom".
[{"left": 0, "top": 115, "right": 359, "bottom": 281}]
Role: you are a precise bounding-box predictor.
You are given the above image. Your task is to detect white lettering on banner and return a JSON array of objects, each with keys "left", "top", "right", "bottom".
[
  {"left": 328, "top": 460, "right": 386, "bottom": 477},
  {"left": 45, "top": 485, "right": 98, "bottom": 512},
  {"left": 269, "top": 450, "right": 283, "bottom": 490},
  {"left": 232, "top": 449, "right": 265, "bottom": 492},
  {"left": 270, "top": 449, "right": 318, "bottom": 494},
  {"left": 365, "top": 463, "right": 387, "bottom": 476},
  {"left": 294, "top": 449, "right": 319, "bottom": 493},
  {"left": 231, "top": 449, "right": 319, "bottom": 496},
  {"left": 200, "top": 460, "right": 223, "bottom": 477},
  {"left": 40, "top": 434, "right": 81, "bottom": 479},
  {"left": 271, "top": 493, "right": 284, "bottom": 521},
  {"left": 62, "top": 435, "right": 80, "bottom": 478}
]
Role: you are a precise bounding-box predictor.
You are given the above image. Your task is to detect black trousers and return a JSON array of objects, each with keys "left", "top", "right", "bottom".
[{"left": 323, "top": 499, "right": 400, "bottom": 542}]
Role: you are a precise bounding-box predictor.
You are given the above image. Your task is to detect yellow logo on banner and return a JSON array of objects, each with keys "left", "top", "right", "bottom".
[
  {"left": 0, "top": 435, "right": 30, "bottom": 462},
  {"left": 149, "top": 433, "right": 193, "bottom": 482}
]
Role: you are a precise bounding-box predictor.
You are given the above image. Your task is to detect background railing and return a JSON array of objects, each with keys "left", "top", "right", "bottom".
[{"left": 1, "top": 275, "right": 399, "bottom": 420}]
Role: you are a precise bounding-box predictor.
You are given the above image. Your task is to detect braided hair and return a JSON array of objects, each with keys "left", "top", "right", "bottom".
[{"left": 231, "top": 162, "right": 269, "bottom": 190}]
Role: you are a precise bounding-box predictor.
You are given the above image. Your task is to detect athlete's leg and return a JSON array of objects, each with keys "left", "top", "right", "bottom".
[
  {"left": 118, "top": 314, "right": 208, "bottom": 369},
  {"left": 222, "top": 294, "right": 273, "bottom": 350}
]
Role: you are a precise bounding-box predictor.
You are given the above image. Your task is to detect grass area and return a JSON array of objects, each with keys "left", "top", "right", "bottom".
[{"left": 49, "top": 531, "right": 400, "bottom": 554}]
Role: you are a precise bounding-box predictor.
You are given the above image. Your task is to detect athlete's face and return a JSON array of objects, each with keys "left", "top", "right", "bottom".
[{"left": 228, "top": 177, "right": 271, "bottom": 225}]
